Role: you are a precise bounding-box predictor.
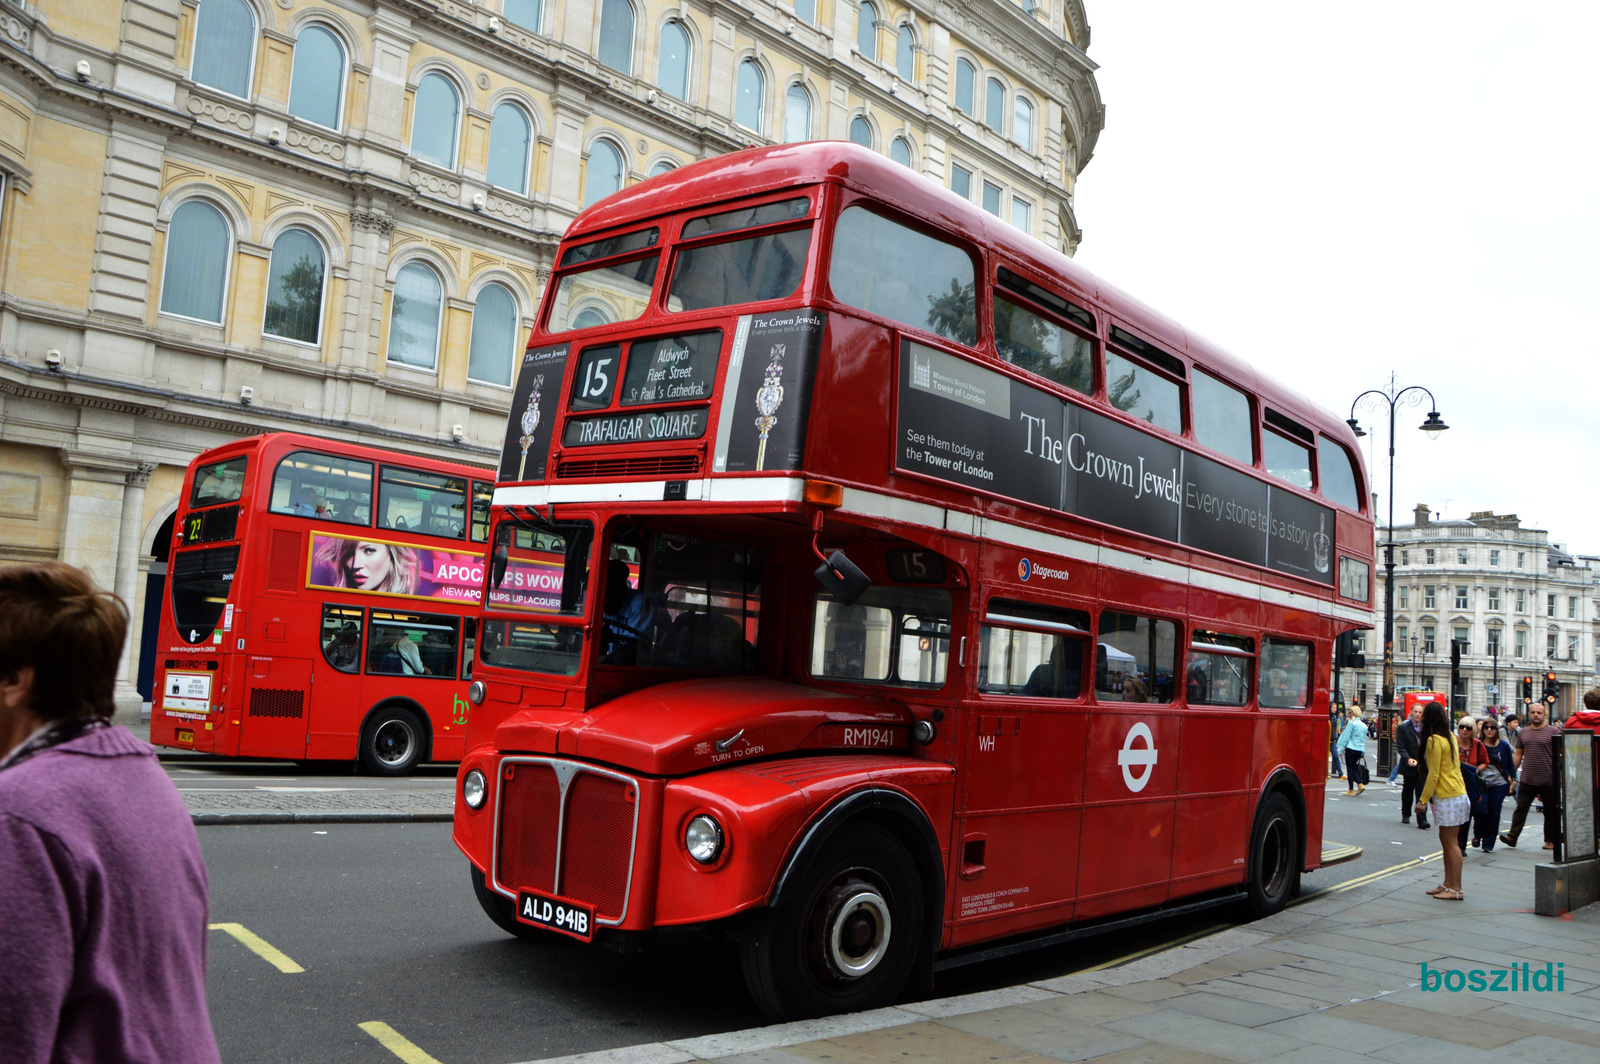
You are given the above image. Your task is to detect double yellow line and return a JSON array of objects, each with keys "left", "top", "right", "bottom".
[{"left": 1295, "top": 851, "right": 1442, "bottom": 902}]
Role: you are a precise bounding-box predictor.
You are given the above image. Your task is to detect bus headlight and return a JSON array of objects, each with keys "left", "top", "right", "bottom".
[
  {"left": 462, "top": 769, "right": 487, "bottom": 810},
  {"left": 685, "top": 814, "right": 724, "bottom": 864},
  {"left": 468, "top": 680, "right": 486, "bottom": 705}
]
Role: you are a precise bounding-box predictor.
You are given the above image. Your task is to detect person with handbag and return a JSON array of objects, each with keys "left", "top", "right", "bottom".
[
  {"left": 1474, "top": 719, "right": 1514, "bottom": 851},
  {"left": 1455, "top": 718, "right": 1490, "bottom": 852},
  {"left": 1335, "top": 709, "right": 1369, "bottom": 796},
  {"left": 1396, "top": 702, "right": 1429, "bottom": 828}
]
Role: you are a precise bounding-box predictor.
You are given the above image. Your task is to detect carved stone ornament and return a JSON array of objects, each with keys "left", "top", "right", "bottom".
[
  {"left": 477, "top": 73, "right": 492, "bottom": 90},
  {"left": 351, "top": 208, "right": 395, "bottom": 234},
  {"left": 284, "top": 126, "right": 347, "bottom": 162},
  {"left": 636, "top": 138, "right": 648, "bottom": 154},
  {"left": 187, "top": 94, "right": 254, "bottom": 132},
  {"left": 126, "top": 462, "right": 156, "bottom": 487}
]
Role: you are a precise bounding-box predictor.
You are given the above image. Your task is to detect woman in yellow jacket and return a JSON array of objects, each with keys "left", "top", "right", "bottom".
[{"left": 1414, "top": 701, "right": 1469, "bottom": 900}]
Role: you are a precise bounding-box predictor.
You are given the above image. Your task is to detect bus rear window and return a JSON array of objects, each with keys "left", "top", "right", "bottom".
[
  {"left": 191, "top": 456, "right": 247, "bottom": 508},
  {"left": 547, "top": 257, "right": 660, "bottom": 333},
  {"left": 170, "top": 545, "right": 239, "bottom": 644},
  {"left": 828, "top": 205, "right": 977, "bottom": 347},
  {"left": 666, "top": 228, "right": 812, "bottom": 313}
]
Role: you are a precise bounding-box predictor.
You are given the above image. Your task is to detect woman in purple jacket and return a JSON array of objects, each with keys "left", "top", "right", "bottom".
[{"left": 0, "top": 562, "right": 220, "bottom": 1064}]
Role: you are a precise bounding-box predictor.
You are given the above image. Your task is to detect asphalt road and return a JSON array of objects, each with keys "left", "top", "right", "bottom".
[{"left": 196, "top": 769, "right": 1505, "bottom": 1064}]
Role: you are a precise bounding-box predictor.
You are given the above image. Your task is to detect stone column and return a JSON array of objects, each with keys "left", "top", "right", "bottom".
[{"left": 113, "top": 463, "right": 156, "bottom": 722}]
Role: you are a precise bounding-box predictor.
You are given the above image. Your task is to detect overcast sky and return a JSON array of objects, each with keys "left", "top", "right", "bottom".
[{"left": 1071, "top": 2, "right": 1600, "bottom": 554}]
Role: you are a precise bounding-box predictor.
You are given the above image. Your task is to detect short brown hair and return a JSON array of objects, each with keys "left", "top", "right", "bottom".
[
  {"left": 1585, "top": 688, "right": 1600, "bottom": 712},
  {"left": 0, "top": 562, "right": 127, "bottom": 721}
]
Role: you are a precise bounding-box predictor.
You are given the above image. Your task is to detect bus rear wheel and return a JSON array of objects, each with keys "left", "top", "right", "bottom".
[
  {"left": 741, "top": 824, "right": 923, "bottom": 1021},
  {"left": 359, "top": 705, "right": 425, "bottom": 776},
  {"left": 1246, "top": 791, "right": 1299, "bottom": 917}
]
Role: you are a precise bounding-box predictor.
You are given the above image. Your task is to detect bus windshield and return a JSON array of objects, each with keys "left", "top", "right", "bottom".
[
  {"left": 170, "top": 545, "right": 239, "bottom": 644},
  {"left": 604, "top": 530, "right": 763, "bottom": 672}
]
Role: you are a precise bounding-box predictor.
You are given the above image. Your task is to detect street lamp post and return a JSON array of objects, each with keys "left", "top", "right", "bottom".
[
  {"left": 1411, "top": 635, "right": 1419, "bottom": 688},
  {"left": 1348, "top": 376, "right": 1448, "bottom": 712}
]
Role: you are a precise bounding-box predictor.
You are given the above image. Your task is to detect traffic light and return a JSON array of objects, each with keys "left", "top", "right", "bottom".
[
  {"left": 1450, "top": 640, "right": 1461, "bottom": 670},
  {"left": 1522, "top": 676, "right": 1534, "bottom": 701},
  {"left": 1543, "top": 671, "right": 1559, "bottom": 702}
]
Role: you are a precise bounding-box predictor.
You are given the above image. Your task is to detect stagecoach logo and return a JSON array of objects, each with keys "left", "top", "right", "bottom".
[
  {"left": 1018, "top": 558, "right": 1031, "bottom": 580},
  {"left": 1118, "top": 722, "right": 1159, "bottom": 792},
  {"left": 1017, "top": 557, "right": 1069, "bottom": 583}
]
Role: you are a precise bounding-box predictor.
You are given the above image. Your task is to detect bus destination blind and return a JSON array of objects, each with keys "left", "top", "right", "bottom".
[{"left": 895, "top": 340, "right": 1334, "bottom": 585}]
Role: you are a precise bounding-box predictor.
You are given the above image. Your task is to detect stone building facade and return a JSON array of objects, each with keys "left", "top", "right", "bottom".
[
  {"left": 0, "top": 0, "right": 1103, "bottom": 714},
  {"left": 1365, "top": 505, "right": 1599, "bottom": 719}
]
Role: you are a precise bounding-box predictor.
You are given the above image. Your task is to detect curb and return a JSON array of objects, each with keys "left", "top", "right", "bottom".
[{"left": 191, "top": 812, "right": 454, "bottom": 825}]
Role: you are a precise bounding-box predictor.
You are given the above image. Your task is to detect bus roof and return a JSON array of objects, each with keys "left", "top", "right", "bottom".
[{"left": 570, "top": 142, "right": 1360, "bottom": 459}]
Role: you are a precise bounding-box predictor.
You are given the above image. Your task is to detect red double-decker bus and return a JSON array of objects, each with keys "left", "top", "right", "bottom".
[
  {"left": 453, "top": 143, "right": 1374, "bottom": 1017},
  {"left": 151, "top": 433, "right": 493, "bottom": 774}
]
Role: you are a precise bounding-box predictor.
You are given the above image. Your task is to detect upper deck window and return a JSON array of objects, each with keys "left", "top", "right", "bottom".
[
  {"left": 682, "top": 198, "right": 809, "bottom": 239},
  {"left": 667, "top": 228, "right": 811, "bottom": 312},
  {"left": 829, "top": 205, "right": 977, "bottom": 347},
  {"left": 561, "top": 228, "right": 660, "bottom": 267},
  {"left": 191, "top": 456, "right": 248, "bottom": 508},
  {"left": 993, "top": 292, "right": 1092, "bottom": 396},
  {"left": 1191, "top": 369, "right": 1254, "bottom": 464},
  {"left": 547, "top": 255, "right": 660, "bottom": 333},
  {"left": 1263, "top": 431, "right": 1312, "bottom": 490},
  {"left": 1105, "top": 349, "right": 1181, "bottom": 435},
  {"left": 377, "top": 466, "right": 467, "bottom": 539},
  {"left": 1317, "top": 436, "right": 1362, "bottom": 511},
  {"left": 270, "top": 451, "right": 373, "bottom": 526}
]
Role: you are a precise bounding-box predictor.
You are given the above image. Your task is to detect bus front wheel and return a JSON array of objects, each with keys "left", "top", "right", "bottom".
[
  {"left": 359, "top": 705, "right": 425, "bottom": 776},
  {"left": 741, "top": 824, "right": 923, "bottom": 1021},
  {"left": 1246, "top": 791, "right": 1300, "bottom": 917},
  {"left": 470, "top": 865, "right": 560, "bottom": 944}
]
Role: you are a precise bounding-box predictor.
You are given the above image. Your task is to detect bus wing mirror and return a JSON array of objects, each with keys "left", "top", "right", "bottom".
[
  {"left": 1335, "top": 631, "right": 1366, "bottom": 670},
  {"left": 491, "top": 544, "right": 509, "bottom": 589},
  {"left": 814, "top": 550, "right": 870, "bottom": 606}
]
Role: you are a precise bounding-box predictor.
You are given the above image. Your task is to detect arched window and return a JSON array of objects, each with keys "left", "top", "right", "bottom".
[
  {"left": 890, "top": 136, "right": 912, "bottom": 167},
  {"left": 856, "top": 2, "right": 878, "bottom": 60},
  {"left": 598, "top": 0, "right": 634, "bottom": 75},
  {"left": 849, "top": 116, "right": 872, "bottom": 148},
  {"left": 503, "top": 0, "right": 542, "bottom": 30},
  {"left": 954, "top": 59, "right": 975, "bottom": 117},
  {"left": 735, "top": 60, "right": 764, "bottom": 132},
  {"left": 657, "top": 20, "right": 689, "bottom": 100},
  {"left": 572, "top": 307, "right": 608, "bottom": 331},
  {"left": 784, "top": 84, "right": 811, "bottom": 143},
  {"left": 410, "top": 73, "right": 460, "bottom": 169},
  {"left": 985, "top": 77, "right": 1005, "bottom": 130},
  {"left": 467, "top": 283, "right": 519, "bottom": 386},
  {"left": 895, "top": 25, "right": 915, "bottom": 82},
  {"left": 262, "top": 227, "right": 326, "bottom": 345},
  {"left": 191, "top": 0, "right": 257, "bottom": 99},
  {"left": 288, "top": 26, "right": 345, "bottom": 129},
  {"left": 794, "top": 0, "right": 816, "bottom": 23},
  {"left": 487, "top": 103, "right": 532, "bottom": 194},
  {"left": 584, "top": 140, "right": 625, "bottom": 208},
  {"left": 160, "top": 200, "right": 230, "bottom": 323},
  {"left": 387, "top": 262, "right": 443, "bottom": 370},
  {"left": 1014, "top": 95, "right": 1034, "bottom": 150},
  {"left": 648, "top": 159, "right": 676, "bottom": 177}
]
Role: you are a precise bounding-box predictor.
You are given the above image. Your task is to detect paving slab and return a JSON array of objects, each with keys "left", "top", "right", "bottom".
[
  {"left": 1103, "top": 1008, "right": 1309, "bottom": 1062},
  {"left": 1321, "top": 1000, "right": 1523, "bottom": 1049},
  {"left": 1161, "top": 991, "right": 1307, "bottom": 1028},
  {"left": 1497, "top": 1033, "right": 1600, "bottom": 1064},
  {"left": 1253, "top": 1014, "right": 1416, "bottom": 1054},
  {"left": 936, "top": 1008, "right": 1149, "bottom": 1062}
]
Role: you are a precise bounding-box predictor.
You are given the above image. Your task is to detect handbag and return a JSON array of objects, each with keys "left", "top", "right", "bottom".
[
  {"left": 1477, "top": 763, "right": 1506, "bottom": 789},
  {"left": 1358, "top": 757, "right": 1370, "bottom": 785}
]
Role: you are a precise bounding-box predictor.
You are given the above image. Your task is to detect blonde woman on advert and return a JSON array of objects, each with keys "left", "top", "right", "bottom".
[{"left": 313, "top": 538, "right": 419, "bottom": 595}]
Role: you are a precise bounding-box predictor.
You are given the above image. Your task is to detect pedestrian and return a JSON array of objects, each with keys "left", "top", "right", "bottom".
[
  {"left": 1335, "top": 709, "right": 1368, "bottom": 795},
  {"left": 1500, "top": 701, "right": 1562, "bottom": 850},
  {"left": 1329, "top": 705, "right": 1346, "bottom": 780},
  {"left": 1502, "top": 713, "right": 1520, "bottom": 746},
  {"left": 1396, "top": 701, "right": 1430, "bottom": 828},
  {"left": 1455, "top": 718, "right": 1490, "bottom": 852},
  {"left": 1387, "top": 710, "right": 1404, "bottom": 786},
  {"left": 1474, "top": 718, "right": 1514, "bottom": 852},
  {"left": 0, "top": 562, "right": 221, "bottom": 1063},
  {"left": 1415, "top": 701, "right": 1468, "bottom": 901}
]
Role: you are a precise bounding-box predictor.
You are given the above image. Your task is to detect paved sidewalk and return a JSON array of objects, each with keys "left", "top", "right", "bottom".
[{"left": 516, "top": 848, "right": 1600, "bottom": 1064}]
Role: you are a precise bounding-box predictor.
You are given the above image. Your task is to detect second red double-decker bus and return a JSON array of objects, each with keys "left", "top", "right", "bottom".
[
  {"left": 151, "top": 433, "right": 493, "bottom": 774},
  {"left": 453, "top": 143, "right": 1373, "bottom": 1017}
]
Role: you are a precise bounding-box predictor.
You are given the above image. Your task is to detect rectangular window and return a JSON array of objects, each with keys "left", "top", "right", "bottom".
[
  {"left": 1423, "top": 626, "right": 1435, "bottom": 655},
  {"left": 546, "top": 255, "right": 661, "bottom": 333},
  {"left": 950, "top": 163, "right": 972, "bottom": 200},
  {"left": 1191, "top": 369, "right": 1253, "bottom": 464},
  {"left": 1316, "top": 436, "right": 1362, "bottom": 510},
  {"left": 560, "top": 227, "right": 660, "bottom": 267},
  {"left": 1259, "top": 639, "right": 1311, "bottom": 709},
  {"left": 480, "top": 620, "right": 584, "bottom": 677},
  {"left": 1458, "top": 549, "right": 1469, "bottom": 565},
  {"left": 190, "top": 456, "right": 248, "bottom": 508},
  {"left": 828, "top": 204, "right": 977, "bottom": 347},
  {"left": 1517, "top": 552, "right": 1525, "bottom": 567},
  {"left": 1262, "top": 431, "right": 1312, "bottom": 490},
  {"left": 977, "top": 599, "right": 1090, "bottom": 698},
  {"left": 992, "top": 294, "right": 1092, "bottom": 395},
  {"left": 1517, "top": 589, "right": 1526, "bottom": 613},
  {"left": 486, "top": 518, "right": 592, "bottom": 618},
  {"left": 269, "top": 450, "right": 374, "bottom": 526},
  {"left": 1548, "top": 632, "right": 1558, "bottom": 657},
  {"left": 460, "top": 617, "right": 476, "bottom": 680},
  {"left": 1488, "top": 587, "right": 1500, "bottom": 611},
  {"left": 1094, "top": 611, "right": 1177, "bottom": 704},
  {"left": 1423, "top": 585, "right": 1435, "bottom": 609},
  {"left": 681, "top": 198, "right": 809, "bottom": 240},
  {"left": 1399, "top": 586, "right": 1409, "bottom": 608},
  {"left": 470, "top": 482, "right": 492, "bottom": 543},
  {"left": 1186, "top": 631, "right": 1253, "bottom": 707},
  {"left": 378, "top": 465, "right": 466, "bottom": 538},
  {"left": 1401, "top": 550, "right": 1409, "bottom": 566},
  {"left": 1105, "top": 349, "right": 1182, "bottom": 435},
  {"left": 1453, "top": 625, "right": 1469, "bottom": 648},
  {"left": 982, "top": 181, "right": 1002, "bottom": 216},
  {"left": 1547, "top": 594, "right": 1556, "bottom": 616},
  {"left": 666, "top": 227, "right": 813, "bottom": 312},
  {"left": 1487, "top": 630, "right": 1500, "bottom": 657},
  {"left": 1568, "top": 635, "right": 1578, "bottom": 659},
  {"left": 1490, "top": 549, "right": 1500, "bottom": 566},
  {"left": 1425, "top": 548, "right": 1435, "bottom": 565},
  {"left": 1397, "top": 624, "right": 1408, "bottom": 646},
  {"left": 1568, "top": 596, "right": 1577, "bottom": 619},
  {"left": 366, "top": 610, "right": 459, "bottom": 677},
  {"left": 1515, "top": 630, "right": 1526, "bottom": 658},
  {"left": 319, "top": 605, "right": 364, "bottom": 674},
  {"left": 812, "top": 586, "right": 951, "bottom": 687},
  {"left": 1454, "top": 586, "right": 1468, "bottom": 610},
  {"left": 1010, "top": 196, "right": 1031, "bottom": 232}
]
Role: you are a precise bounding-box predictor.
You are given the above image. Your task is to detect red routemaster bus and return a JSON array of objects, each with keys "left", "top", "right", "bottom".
[
  {"left": 151, "top": 433, "right": 494, "bottom": 774},
  {"left": 452, "top": 143, "right": 1374, "bottom": 1017}
]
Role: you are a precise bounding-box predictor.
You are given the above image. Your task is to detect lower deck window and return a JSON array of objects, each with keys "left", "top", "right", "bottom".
[
  {"left": 320, "top": 605, "right": 364, "bottom": 673},
  {"left": 810, "top": 586, "right": 952, "bottom": 688},
  {"left": 480, "top": 620, "right": 583, "bottom": 676},
  {"left": 367, "top": 610, "right": 459, "bottom": 677},
  {"left": 978, "top": 600, "right": 1091, "bottom": 699}
]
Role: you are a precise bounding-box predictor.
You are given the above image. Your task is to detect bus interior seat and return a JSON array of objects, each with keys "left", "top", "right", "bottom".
[{"left": 669, "top": 609, "right": 746, "bottom": 671}]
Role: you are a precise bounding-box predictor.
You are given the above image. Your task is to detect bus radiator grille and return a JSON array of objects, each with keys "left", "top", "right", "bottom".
[
  {"left": 559, "top": 773, "right": 634, "bottom": 920},
  {"left": 498, "top": 763, "right": 561, "bottom": 896},
  {"left": 248, "top": 688, "right": 303, "bottom": 718},
  {"left": 557, "top": 454, "right": 701, "bottom": 479}
]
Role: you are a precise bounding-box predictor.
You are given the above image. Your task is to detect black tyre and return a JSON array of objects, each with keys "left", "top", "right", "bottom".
[
  {"left": 1246, "top": 791, "right": 1300, "bottom": 917},
  {"left": 358, "top": 705, "right": 426, "bottom": 776},
  {"left": 469, "top": 865, "right": 560, "bottom": 943},
  {"left": 741, "top": 824, "right": 924, "bottom": 1021}
]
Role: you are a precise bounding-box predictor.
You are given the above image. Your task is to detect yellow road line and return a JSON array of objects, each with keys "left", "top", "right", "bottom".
[
  {"left": 1082, "top": 921, "right": 1231, "bottom": 972},
  {"left": 359, "top": 1022, "right": 444, "bottom": 1064},
  {"left": 1295, "top": 851, "right": 1443, "bottom": 903},
  {"left": 207, "top": 923, "right": 304, "bottom": 974}
]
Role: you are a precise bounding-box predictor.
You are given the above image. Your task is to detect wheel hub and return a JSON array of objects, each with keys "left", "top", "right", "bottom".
[
  {"left": 375, "top": 720, "right": 414, "bottom": 765},
  {"left": 824, "top": 886, "right": 892, "bottom": 978}
]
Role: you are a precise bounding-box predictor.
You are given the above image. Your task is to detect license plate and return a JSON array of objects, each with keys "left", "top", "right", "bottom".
[
  {"left": 515, "top": 889, "right": 595, "bottom": 941},
  {"left": 176, "top": 729, "right": 194, "bottom": 744}
]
